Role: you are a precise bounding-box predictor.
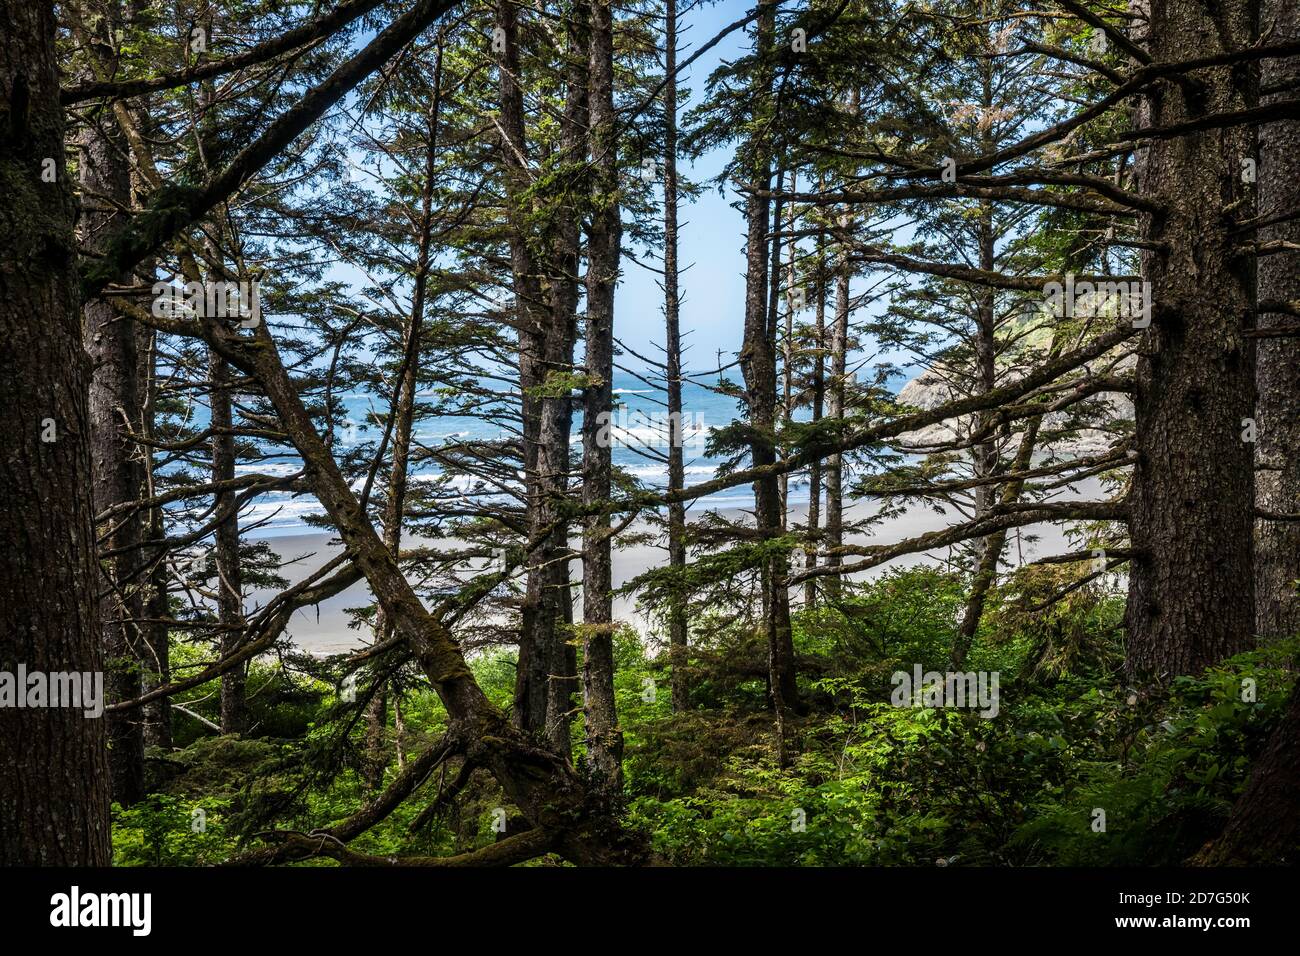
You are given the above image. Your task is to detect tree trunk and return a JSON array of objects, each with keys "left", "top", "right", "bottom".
[
  {"left": 778, "top": 170, "right": 794, "bottom": 523},
  {"left": 1124, "top": 0, "right": 1257, "bottom": 678},
  {"left": 953, "top": 198, "right": 999, "bottom": 665},
  {"left": 0, "top": 0, "right": 111, "bottom": 863},
  {"left": 211, "top": 315, "right": 649, "bottom": 864},
  {"left": 1254, "top": 0, "right": 1300, "bottom": 642},
  {"left": 581, "top": 0, "right": 624, "bottom": 793},
  {"left": 823, "top": 210, "right": 851, "bottom": 600},
  {"left": 1193, "top": 0, "right": 1300, "bottom": 871},
  {"left": 496, "top": 0, "right": 552, "bottom": 738},
  {"left": 363, "top": 686, "right": 388, "bottom": 790},
  {"left": 369, "top": 39, "right": 444, "bottom": 787},
  {"left": 739, "top": 1, "right": 799, "bottom": 752},
  {"left": 664, "top": 0, "right": 689, "bottom": 712},
  {"left": 80, "top": 11, "right": 146, "bottom": 803},
  {"left": 537, "top": 6, "right": 588, "bottom": 757},
  {"left": 185, "top": 7, "right": 248, "bottom": 738},
  {"left": 1194, "top": 678, "right": 1300, "bottom": 864},
  {"left": 139, "top": 326, "right": 172, "bottom": 750},
  {"left": 211, "top": 348, "right": 247, "bottom": 734},
  {"left": 951, "top": 417, "right": 1043, "bottom": 668},
  {"left": 804, "top": 225, "right": 826, "bottom": 608}
]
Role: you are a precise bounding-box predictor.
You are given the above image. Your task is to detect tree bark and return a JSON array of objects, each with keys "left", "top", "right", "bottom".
[
  {"left": 581, "top": 0, "right": 624, "bottom": 793},
  {"left": 739, "top": 1, "right": 799, "bottom": 754},
  {"left": 951, "top": 417, "right": 1043, "bottom": 668},
  {"left": 537, "top": 4, "right": 588, "bottom": 757},
  {"left": 823, "top": 87, "right": 860, "bottom": 604},
  {"left": 778, "top": 170, "right": 794, "bottom": 523},
  {"left": 1124, "top": 0, "right": 1257, "bottom": 678},
  {"left": 0, "top": 0, "right": 111, "bottom": 863},
  {"left": 1254, "top": 0, "right": 1300, "bottom": 641},
  {"left": 497, "top": 1, "right": 586, "bottom": 753},
  {"left": 363, "top": 686, "right": 388, "bottom": 791},
  {"left": 952, "top": 194, "right": 999, "bottom": 665},
  {"left": 79, "top": 7, "right": 146, "bottom": 803},
  {"left": 803, "top": 226, "right": 826, "bottom": 609},
  {"left": 1193, "top": 0, "right": 1300, "bottom": 870},
  {"left": 139, "top": 326, "right": 172, "bottom": 750},
  {"left": 369, "top": 37, "right": 444, "bottom": 787},
  {"left": 496, "top": 0, "right": 552, "bottom": 739},
  {"left": 189, "top": 6, "right": 248, "bottom": 738}
]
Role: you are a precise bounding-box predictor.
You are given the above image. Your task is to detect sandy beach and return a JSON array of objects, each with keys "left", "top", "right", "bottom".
[{"left": 248, "top": 479, "right": 1101, "bottom": 655}]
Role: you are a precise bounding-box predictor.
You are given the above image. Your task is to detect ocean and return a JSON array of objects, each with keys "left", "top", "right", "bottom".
[{"left": 235, "top": 371, "right": 884, "bottom": 537}]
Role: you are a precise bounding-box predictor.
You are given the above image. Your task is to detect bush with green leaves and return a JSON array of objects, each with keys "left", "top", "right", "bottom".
[
  {"left": 112, "top": 563, "right": 1297, "bottom": 867},
  {"left": 112, "top": 794, "right": 233, "bottom": 866},
  {"left": 624, "top": 565, "right": 1297, "bottom": 866}
]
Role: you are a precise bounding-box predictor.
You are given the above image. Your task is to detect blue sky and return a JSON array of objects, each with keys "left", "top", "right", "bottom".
[
  {"left": 614, "top": 0, "right": 912, "bottom": 381},
  {"left": 327, "top": 1, "right": 891, "bottom": 379},
  {"left": 616, "top": 0, "right": 754, "bottom": 371}
]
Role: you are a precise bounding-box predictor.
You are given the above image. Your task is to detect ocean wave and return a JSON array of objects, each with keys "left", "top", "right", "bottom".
[
  {"left": 240, "top": 495, "right": 327, "bottom": 531},
  {"left": 622, "top": 463, "right": 718, "bottom": 480},
  {"left": 569, "top": 424, "right": 713, "bottom": 448},
  {"left": 410, "top": 429, "right": 472, "bottom": 442},
  {"left": 233, "top": 462, "right": 303, "bottom": 477}
]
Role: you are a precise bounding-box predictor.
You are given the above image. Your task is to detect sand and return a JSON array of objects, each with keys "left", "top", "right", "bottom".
[{"left": 246, "top": 480, "right": 1100, "bottom": 655}]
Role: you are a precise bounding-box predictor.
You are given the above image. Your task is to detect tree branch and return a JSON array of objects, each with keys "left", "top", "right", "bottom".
[{"left": 61, "top": 0, "right": 385, "bottom": 104}]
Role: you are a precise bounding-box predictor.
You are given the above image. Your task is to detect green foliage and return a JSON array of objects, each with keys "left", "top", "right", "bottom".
[
  {"left": 798, "top": 566, "right": 966, "bottom": 677},
  {"left": 112, "top": 794, "right": 233, "bottom": 866},
  {"left": 161, "top": 640, "right": 325, "bottom": 750},
  {"left": 621, "top": 568, "right": 1298, "bottom": 866},
  {"left": 114, "top": 567, "right": 1297, "bottom": 867}
]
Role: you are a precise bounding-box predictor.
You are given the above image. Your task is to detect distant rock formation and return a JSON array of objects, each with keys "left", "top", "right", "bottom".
[{"left": 893, "top": 357, "right": 1134, "bottom": 457}]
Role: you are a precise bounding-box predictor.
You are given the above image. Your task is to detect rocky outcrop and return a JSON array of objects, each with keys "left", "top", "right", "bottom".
[{"left": 893, "top": 358, "right": 1133, "bottom": 457}]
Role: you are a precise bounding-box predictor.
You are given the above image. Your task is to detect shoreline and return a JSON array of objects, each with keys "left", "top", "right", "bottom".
[{"left": 248, "top": 480, "right": 1100, "bottom": 654}]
